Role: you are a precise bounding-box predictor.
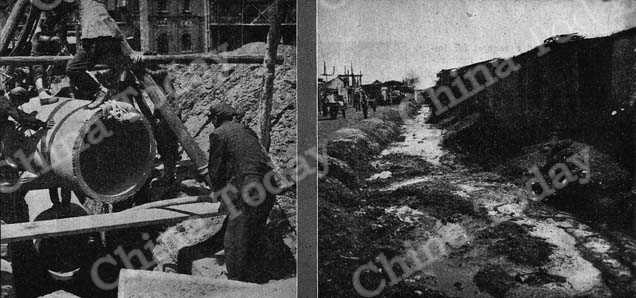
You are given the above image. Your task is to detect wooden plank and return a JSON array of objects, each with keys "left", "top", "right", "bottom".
[
  {"left": 0, "top": 54, "right": 284, "bottom": 66},
  {"left": 0, "top": 201, "right": 221, "bottom": 244}
]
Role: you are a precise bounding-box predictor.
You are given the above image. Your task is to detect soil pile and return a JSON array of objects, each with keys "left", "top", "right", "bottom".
[
  {"left": 441, "top": 111, "right": 634, "bottom": 232},
  {"left": 166, "top": 42, "right": 297, "bottom": 172}
]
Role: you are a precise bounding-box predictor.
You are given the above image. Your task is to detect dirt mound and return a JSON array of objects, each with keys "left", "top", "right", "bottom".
[
  {"left": 356, "top": 118, "right": 402, "bottom": 147},
  {"left": 500, "top": 140, "right": 633, "bottom": 230},
  {"left": 325, "top": 114, "right": 401, "bottom": 172},
  {"left": 323, "top": 156, "right": 358, "bottom": 190},
  {"left": 318, "top": 176, "right": 357, "bottom": 207},
  {"left": 166, "top": 42, "right": 297, "bottom": 172},
  {"left": 326, "top": 128, "right": 381, "bottom": 172}
]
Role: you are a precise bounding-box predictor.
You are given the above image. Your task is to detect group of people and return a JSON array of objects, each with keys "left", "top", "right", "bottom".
[
  {"left": 320, "top": 87, "right": 377, "bottom": 120},
  {"left": 1, "top": 1, "right": 287, "bottom": 295},
  {"left": 352, "top": 87, "right": 376, "bottom": 119}
]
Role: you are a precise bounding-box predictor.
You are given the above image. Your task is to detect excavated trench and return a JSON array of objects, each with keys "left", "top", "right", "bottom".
[{"left": 319, "top": 104, "right": 635, "bottom": 297}]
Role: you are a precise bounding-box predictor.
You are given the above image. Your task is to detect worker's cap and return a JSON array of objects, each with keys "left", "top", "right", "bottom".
[{"left": 209, "top": 102, "right": 237, "bottom": 119}]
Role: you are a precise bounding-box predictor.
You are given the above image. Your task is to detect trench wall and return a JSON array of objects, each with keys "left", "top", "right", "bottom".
[{"left": 426, "top": 28, "right": 636, "bottom": 171}]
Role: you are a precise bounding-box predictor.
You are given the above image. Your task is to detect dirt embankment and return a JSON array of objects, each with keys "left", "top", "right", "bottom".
[
  {"left": 432, "top": 112, "right": 636, "bottom": 297},
  {"left": 167, "top": 42, "right": 297, "bottom": 172},
  {"left": 320, "top": 105, "right": 456, "bottom": 297},
  {"left": 440, "top": 113, "right": 634, "bottom": 233}
]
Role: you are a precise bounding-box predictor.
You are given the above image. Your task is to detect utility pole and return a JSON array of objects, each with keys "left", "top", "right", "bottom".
[
  {"left": 631, "top": 60, "right": 636, "bottom": 236},
  {"left": 139, "top": 0, "right": 150, "bottom": 52},
  {"left": 203, "top": 0, "right": 210, "bottom": 51},
  {"left": 320, "top": 61, "right": 334, "bottom": 81},
  {"left": 258, "top": 0, "right": 283, "bottom": 152}
]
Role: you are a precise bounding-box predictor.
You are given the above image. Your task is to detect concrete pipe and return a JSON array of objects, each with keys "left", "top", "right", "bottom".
[{"left": 17, "top": 98, "right": 156, "bottom": 203}]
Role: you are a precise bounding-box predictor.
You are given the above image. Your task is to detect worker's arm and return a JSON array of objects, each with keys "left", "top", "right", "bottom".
[
  {"left": 13, "top": 108, "right": 48, "bottom": 130},
  {"left": 2, "top": 94, "right": 48, "bottom": 130}
]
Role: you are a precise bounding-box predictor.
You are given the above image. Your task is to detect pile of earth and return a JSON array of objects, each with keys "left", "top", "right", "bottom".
[
  {"left": 165, "top": 42, "right": 297, "bottom": 172},
  {"left": 494, "top": 139, "right": 634, "bottom": 231},
  {"left": 438, "top": 111, "right": 634, "bottom": 232}
]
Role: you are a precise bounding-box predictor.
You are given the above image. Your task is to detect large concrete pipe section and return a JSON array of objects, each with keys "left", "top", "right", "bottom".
[{"left": 16, "top": 97, "right": 156, "bottom": 203}]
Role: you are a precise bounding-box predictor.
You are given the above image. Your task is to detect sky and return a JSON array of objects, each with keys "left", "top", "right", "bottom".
[{"left": 317, "top": 0, "right": 635, "bottom": 88}]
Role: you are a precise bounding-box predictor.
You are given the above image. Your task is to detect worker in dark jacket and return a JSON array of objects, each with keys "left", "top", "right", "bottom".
[
  {"left": 65, "top": 0, "right": 142, "bottom": 108},
  {"left": 208, "top": 102, "right": 274, "bottom": 283},
  {"left": 176, "top": 103, "right": 276, "bottom": 283}
]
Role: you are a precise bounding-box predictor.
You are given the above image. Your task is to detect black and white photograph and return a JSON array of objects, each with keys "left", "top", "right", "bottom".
[
  {"left": 1, "top": 0, "right": 299, "bottom": 297},
  {"left": 318, "top": 0, "right": 636, "bottom": 297}
]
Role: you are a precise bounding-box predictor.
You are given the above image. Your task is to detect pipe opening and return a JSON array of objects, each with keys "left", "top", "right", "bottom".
[{"left": 78, "top": 117, "right": 153, "bottom": 199}]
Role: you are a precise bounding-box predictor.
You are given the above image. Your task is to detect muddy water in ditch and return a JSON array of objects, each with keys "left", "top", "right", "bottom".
[
  {"left": 377, "top": 106, "right": 488, "bottom": 296},
  {"left": 381, "top": 105, "right": 445, "bottom": 165},
  {"left": 374, "top": 105, "right": 613, "bottom": 297}
]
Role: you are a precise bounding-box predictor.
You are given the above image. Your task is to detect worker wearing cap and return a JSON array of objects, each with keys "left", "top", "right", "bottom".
[
  {"left": 176, "top": 102, "right": 275, "bottom": 283},
  {"left": 64, "top": 0, "right": 142, "bottom": 108},
  {"left": 207, "top": 102, "right": 275, "bottom": 282}
]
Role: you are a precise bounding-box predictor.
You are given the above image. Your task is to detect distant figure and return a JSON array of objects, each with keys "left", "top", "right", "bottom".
[
  {"left": 360, "top": 89, "right": 369, "bottom": 119},
  {"left": 381, "top": 86, "right": 389, "bottom": 105},
  {"left": 337, "top": 94, "right": 346, "bottom": 119},
  {"left": 367, "top": 92, "right": 376, "bottom": 113},
  {"left": 326, "top": 91, "right": 338, "bottom": 119},
  {"left": 352, "top": 90, "right": 361, "bottom": 111}
]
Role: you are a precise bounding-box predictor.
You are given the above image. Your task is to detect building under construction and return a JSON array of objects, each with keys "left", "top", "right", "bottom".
[
  {"left": 0, "top": 0, "right": 296, "bottom": 55},
  {"left": 118, "top": 0, "right": 296, "bottom": 54}
]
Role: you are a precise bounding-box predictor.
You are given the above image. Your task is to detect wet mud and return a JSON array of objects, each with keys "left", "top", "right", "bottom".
[{"left": 319, "top": 105, "right": 636, "bottom": 297}]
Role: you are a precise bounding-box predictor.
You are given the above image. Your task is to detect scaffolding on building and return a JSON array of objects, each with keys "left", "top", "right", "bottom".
[{"left": 208, "top": 0, "right": 296, "bottom": 51}]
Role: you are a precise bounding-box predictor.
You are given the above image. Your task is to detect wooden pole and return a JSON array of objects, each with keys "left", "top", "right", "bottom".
[
  {"left": 631, "top": 61, "right": 636, "bottom": 236},
  {"left": 0, "top": 53, "right": 283, "bottom": 66},
  {"left": 142, "top": 73, "right": 211, "bottom": 184},
  {"left": 107, "top": 16, "right": 214, "bottom": 187},
  {"left": 203, "top": 0, "right": 210, "bottom": 52},
  {"left": 0, "top": 0, "right": 30, "bottom": 54},
  {"left": 139, "top": 0, "right": 150, "bottom": 52},
  {"left": 258, "top": 0, "right": 283, "bottom": 152}
]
